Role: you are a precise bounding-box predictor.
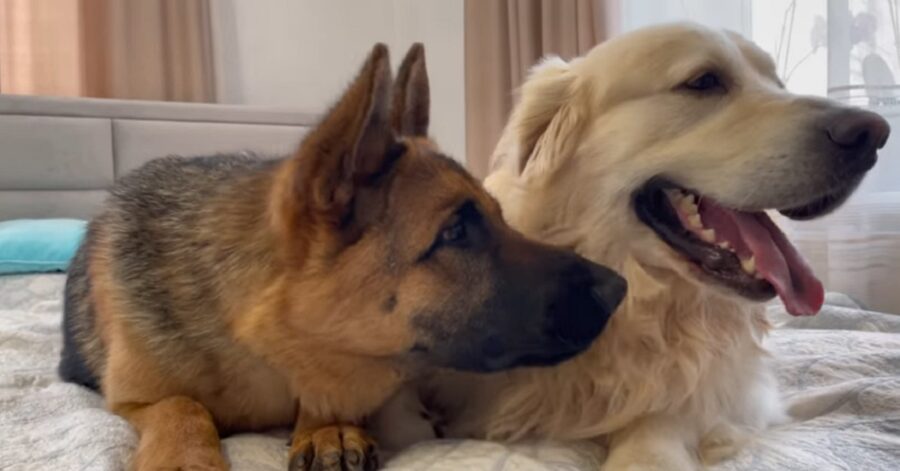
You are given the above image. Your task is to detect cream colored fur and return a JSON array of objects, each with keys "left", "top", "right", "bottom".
[{"left": 425, "top": 22, "right": 847, "bottom": 470}]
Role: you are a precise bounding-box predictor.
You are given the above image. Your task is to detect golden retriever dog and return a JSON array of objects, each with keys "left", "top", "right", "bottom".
[{"left": 378, "top": 22, "right": 891, "bottom": 470}]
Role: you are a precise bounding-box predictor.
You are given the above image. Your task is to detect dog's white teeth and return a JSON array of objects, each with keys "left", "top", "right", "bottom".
[
  {"left": 664, "top": 189, "right": 682, "bottom": 202},
  {"left": 679, "top": 197, "right": 699, "bottom": 215},
  {"left": 717, "top": 241, "right": 731, "bottom": 250},
  {"left": 740, "top": 256, "right": 756, "bottom": 274},
  {"left": 665, "top": 190, "right": 700, "bottom": 215},
  {"left": 688, "top": 214, "right": 703, "bottom": 229},
  {"left": 700, "top": 229, "right": 716, "bottom": 243}
]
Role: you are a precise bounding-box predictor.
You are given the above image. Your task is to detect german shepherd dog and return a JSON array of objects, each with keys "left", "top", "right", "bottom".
[{"left": 58, "top": 43, "right": 626, "bottom": 471}]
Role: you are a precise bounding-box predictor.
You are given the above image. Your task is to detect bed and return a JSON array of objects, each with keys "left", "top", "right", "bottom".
[{"left": 1, "top": 96, "right": 899, "bottom": 470}]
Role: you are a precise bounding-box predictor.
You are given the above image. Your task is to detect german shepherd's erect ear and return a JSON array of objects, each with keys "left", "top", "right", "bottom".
[
  {"left": 391, "top": 43, "right": 429, "bottom": 137},
  {"left": 275, "top": 43, "right": 400, "bottom": 248}
]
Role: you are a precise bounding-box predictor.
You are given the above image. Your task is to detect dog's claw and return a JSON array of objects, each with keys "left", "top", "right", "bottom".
[{"left": 289, "top": 425, "right": 378, "bottom": 471}]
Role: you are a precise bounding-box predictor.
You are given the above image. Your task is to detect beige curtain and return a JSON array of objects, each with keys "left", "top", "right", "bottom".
[
  {"left": 0, "top": 0, "right": 215, "bottom": 102},
  {"left": 464, "top": 0, "right": 618, "bottom": 178},
  {"left": 0, "top": 0, "right": 84, "bottom": 97},
  {"left": 80, "top": 0, "right": 215, "bottom": 102}
]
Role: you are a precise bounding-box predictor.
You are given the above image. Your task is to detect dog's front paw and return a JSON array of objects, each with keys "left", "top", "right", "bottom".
[{"left": 289, "top": 425, "right": 378, "bottom": 471}]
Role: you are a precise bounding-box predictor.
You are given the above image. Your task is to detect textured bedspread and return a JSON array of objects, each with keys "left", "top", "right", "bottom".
[{"left": 2, "top": 274, "right": 899, "bottom": 470}]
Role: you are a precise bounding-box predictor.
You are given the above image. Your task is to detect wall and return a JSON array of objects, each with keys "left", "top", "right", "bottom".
[{"left": 210, "top": 0, "right": 466, "bottom": 163}]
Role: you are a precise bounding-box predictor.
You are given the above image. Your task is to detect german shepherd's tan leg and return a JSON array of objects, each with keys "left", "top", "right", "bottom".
[
  {"left": 114, "top": 397, "right": 227, "bottom": 471},
  {"left": 289, "top": 411, "right": 377, "bottom": 471},
  {"left": 89, "top": 237, "right": 228, "bottom": 470}
]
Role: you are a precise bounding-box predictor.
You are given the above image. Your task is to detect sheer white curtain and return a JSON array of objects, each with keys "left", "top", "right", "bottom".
[{"left": 621, "top": 0, "right": 900, "bottom": 313}]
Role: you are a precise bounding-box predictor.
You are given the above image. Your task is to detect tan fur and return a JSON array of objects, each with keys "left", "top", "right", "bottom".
[
  {"left": 93, "top": 179, "right": 298, "bottom": 434},
  {"left": 118, "top": 396, "right": 227, "bottom": 471},
  {"left": 91, "top": 46, "right": 424, "bottom": 468},
  {"left": 64, "top": 42, "right": 610, "bottom": 471}
]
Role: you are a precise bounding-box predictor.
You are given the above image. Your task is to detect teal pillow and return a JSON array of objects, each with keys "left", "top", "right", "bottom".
[{"left": 0, "top": 219, "right": 87, "bottom": 275}]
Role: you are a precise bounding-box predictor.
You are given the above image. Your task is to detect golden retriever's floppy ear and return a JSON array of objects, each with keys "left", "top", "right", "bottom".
[
  {"left": 280, "top": 43, "right": 397, "bottom": 231},
  {"left": 391, "top": 42, "right": 429, "bottom": 136},
  {"left": 514, "top": 57, "right": 585, "bottom": 177}
]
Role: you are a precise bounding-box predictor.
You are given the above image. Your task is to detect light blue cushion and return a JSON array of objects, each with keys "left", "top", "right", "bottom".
[{"left": 0, "top": 219, "right": 87, "bottom": 275}]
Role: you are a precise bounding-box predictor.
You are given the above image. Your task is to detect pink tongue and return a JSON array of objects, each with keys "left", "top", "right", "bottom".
[{"left": 699, "top": 200, "right": 824, "bottom": 316}]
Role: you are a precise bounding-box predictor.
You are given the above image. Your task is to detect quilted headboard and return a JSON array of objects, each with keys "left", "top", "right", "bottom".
[{"left": 0, "top": 95, "right": 318, "bottom": 220}]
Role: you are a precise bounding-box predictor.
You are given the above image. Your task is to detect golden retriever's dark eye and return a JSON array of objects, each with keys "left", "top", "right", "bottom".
[{"left": 682, "top": 72, "right": 723, "bottom": 92}]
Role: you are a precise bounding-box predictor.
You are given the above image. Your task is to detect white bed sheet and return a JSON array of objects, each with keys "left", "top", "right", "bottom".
[{"left": 1, "top": 274, "right": 898, "bottom": 470}]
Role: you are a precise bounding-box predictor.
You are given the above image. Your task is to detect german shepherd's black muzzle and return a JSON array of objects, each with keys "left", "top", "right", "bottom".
[{"left": 416, "top": 235, "right": 626, "bottom": 373}]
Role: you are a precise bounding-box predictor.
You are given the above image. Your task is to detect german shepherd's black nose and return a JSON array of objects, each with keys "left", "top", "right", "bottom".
[{"left": 545, "top": 261, "right": 626, "bottom": 348}]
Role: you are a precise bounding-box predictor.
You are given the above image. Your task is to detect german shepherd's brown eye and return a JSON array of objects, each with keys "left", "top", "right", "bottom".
[
  {"left": 418, "top": 201, "right": 480, "bottom": 261},
  {"left": 682, "top": 72, "right": 723, "bottom": 92},
  {"left": 440, "top": 220, "right": 466, "bottom": 245}
]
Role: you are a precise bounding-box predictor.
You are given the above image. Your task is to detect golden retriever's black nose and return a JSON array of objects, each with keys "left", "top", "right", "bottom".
[{"left": 827, "top": 109, "right": 891, "bottom": 151}]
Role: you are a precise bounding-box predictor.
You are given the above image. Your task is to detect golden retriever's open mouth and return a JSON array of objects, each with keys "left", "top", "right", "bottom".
[{"left": 634, "top": 179, "right": 828, "bottom": 316}]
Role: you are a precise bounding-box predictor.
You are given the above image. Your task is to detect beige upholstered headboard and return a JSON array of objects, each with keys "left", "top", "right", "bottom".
[{"left": 0, "top": 95, "right": 318, "bottom": 220}]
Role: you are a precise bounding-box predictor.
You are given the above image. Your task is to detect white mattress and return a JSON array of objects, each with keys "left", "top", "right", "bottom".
[{"left": 1, "top": 274, "right": 899, "bottom": 470}]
